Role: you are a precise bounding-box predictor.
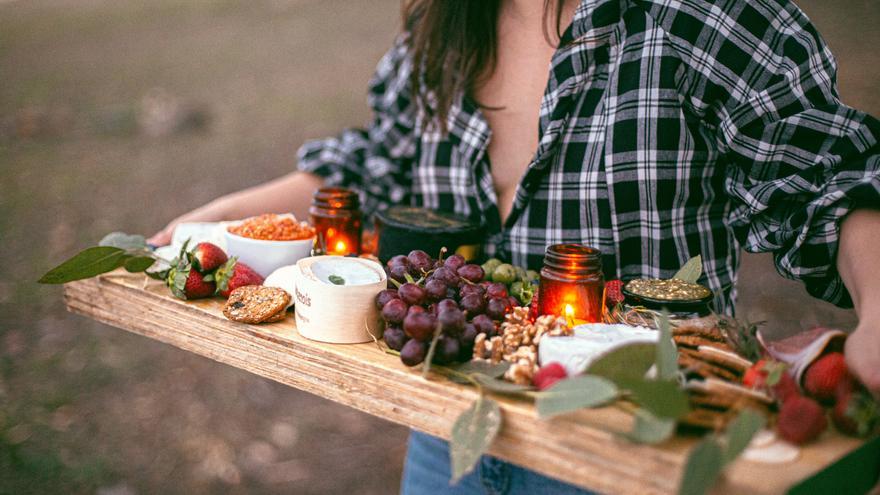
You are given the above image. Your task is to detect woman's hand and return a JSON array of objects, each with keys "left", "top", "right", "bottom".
[
  {"left": 845, "top": 320, "right": 880, "bottom": 398},
  {"left": 147, "top": 199, "right": 231, "bottom": 246}
]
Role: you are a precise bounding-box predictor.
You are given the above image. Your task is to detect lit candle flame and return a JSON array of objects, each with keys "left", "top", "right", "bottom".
[
  {"left": 564, "top": 304, "right": 576, "bottom": 327},
  {"left": 334, "top": 240, "right": 347, "bottom": 253}
]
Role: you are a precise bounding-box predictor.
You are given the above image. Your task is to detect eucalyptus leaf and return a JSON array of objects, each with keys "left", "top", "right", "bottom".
[
  {"left": 678, "top": 438, "right": 724, "bottom": 495},
  {"left": 450, "top": 396, "right": 502, "bottom": 483},
  {"left": 471, "top": 374, "right": 532, "bottom": 394},
  {"left": 721, "top": 409, "right": 766, "bottom": 465},
  {"left": 618, "top": 377, "right": 690, "bottom": 419},
  {"left": 656, "top": 312, "right": 679, "bottom": 381},
  {"left": 38, "top": 246, "right": 127, "bottom": 284},
  {"left": 99, "top": 232, "right": 148, "bottom": 251},
  {"left": 535, "top": 375, "right": 618, "bottom": 419},
  {"left": 587, "top": 342, "right": 657, "bottom": 383},
  {"left": 624, "top": 408, "right": 677, "bottom": 444},
  {"left": 673, "top": 255, "right": 702, "bottom": 283},
  {"left": 439, "top": 361, "right": 511, "bottom": 385},
  {"left": 123, "top": 256, "right": 156, "bottom": 273}
]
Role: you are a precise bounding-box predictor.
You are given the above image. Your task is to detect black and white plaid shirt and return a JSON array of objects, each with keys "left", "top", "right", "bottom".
[{"left": 298, "top": 0, "right": 880, "bottom": 313}]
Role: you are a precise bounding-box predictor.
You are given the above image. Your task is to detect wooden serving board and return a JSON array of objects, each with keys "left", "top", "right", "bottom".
[{"left": 63, "top": 273, "right": 865, "bottom": 495}]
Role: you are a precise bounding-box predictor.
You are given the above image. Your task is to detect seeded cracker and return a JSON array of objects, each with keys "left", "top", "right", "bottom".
[{"left": 223, "top": 286, "right": 290, "bottom": 324}]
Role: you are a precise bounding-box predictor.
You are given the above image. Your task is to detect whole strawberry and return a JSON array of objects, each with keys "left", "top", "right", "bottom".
[
  {"left": 804, "top": 352, "right": 848, "bottom": 404},
  {"left": 832, "top": 378, "right": 880, "bottom": 437},
  {"left": 604, "top": 279, "right": 624, "bottom": 308},
  {"left": 776, "top": 396, "right": 828, "bottom": 445},
  {"left": 167, "top": 263, "right": 215, "bottom": 300},
  {"left": 742, "top": 359, "right": 769, "bottom": 389},
  {"left": 191, "top": 242, "right": 228, "bottom": 273},
  {"left": 214, "top": 258, "right": 264, "bottom": 298},
  {"left": 771, "top": 372, "right": 801, "bottom": 405},
  {"left": 533, "top": 362, "right": 567, "bottom": 391}
]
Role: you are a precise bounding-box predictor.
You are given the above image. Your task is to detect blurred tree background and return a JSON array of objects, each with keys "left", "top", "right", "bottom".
[{"left": 0, "top": 0, "right": 877, "bottom": 493}]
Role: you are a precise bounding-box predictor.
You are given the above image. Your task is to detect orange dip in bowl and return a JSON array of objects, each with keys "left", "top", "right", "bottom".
[{"left": 227, "top": 214, "right": 315, "bottom": 241}]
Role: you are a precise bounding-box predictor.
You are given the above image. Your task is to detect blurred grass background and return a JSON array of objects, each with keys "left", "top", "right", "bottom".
[{"left": 0, "top": 0, "right": 877, "bottom": 493}]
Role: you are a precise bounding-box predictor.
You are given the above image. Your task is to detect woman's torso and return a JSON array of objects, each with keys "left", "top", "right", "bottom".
[{"left": 408, "top": 0, "right": 738, "bottom": 312}]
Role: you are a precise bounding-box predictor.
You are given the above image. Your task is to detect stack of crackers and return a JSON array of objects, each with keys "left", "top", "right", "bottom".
[
  {"left": 674, "top": 324, "right": 773, "bottom": 429},
  {"left": 223, "top": 286, "right": 290, "bottom": 324}
]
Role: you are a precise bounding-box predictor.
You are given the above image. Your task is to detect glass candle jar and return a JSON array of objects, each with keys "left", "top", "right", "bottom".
[
  {"left": 309, "top": 187, "right": 362, "bottom": 256},
  {"left": 537, "top": 244, "right": 605, "bottom": 324}
]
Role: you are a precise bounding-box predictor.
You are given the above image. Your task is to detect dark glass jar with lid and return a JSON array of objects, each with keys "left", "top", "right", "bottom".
[
  {"left": 537, "top": 244, "right": 605, "bottom": 324},
  {"left": 309, "top": 187, "right": 362, "bottom": 256}
]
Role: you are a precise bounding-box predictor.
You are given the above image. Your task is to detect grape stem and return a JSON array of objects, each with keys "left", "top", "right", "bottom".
[{"left": 421, "top": 322, "right": 444, "bottom": 379}]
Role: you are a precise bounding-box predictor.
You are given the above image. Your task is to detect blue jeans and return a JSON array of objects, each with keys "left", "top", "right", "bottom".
[{"left": 401, "top": 431, "right": 596, "bottom": 495}]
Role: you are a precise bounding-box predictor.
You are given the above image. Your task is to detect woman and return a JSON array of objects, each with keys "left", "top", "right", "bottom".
[{"left": 151, "top": 0, "right": 880, "bottom": 492}]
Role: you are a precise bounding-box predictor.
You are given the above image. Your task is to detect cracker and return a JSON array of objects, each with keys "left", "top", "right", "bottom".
[
  {"left": 697, "top": 346, "right": 752, "bottom": 372},
  {"left": 673, "top": 325, "right": 725, "bottom": 342},
  {"left": 223, "top": 286, "right": 291, "bottom": 324},
  {"left": 674, "top": 334, "right": 732, "bottom": 351},
  {"left": 263, "top": 309, "right": 288, "bottom": 323},
  {"left": 702, "top": 378, "right": 773, "bottom": 404},
  {"left": 678, "top": 353, "right": 740, "bottom": 382}
]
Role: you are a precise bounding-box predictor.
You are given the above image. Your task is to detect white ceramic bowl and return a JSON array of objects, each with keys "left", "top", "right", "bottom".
[{"left": 223, "top": 228, "right": 314, "bottom": 278}]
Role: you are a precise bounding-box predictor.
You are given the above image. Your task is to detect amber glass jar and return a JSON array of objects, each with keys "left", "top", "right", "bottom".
[
  {"left": 537, "top": 244, "right": 605, "bottom": 324},
  {"left": 309, "top": 187, "right": 362, "bottom": 256}
]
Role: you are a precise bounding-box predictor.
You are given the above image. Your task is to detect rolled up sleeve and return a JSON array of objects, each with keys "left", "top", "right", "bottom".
[{"left": 653, "top": 0, "right": 880, "bottom": 306}]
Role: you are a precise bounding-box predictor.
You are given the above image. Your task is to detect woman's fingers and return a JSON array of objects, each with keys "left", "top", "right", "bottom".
[{"left": 147, "top": 224, "right": 175, "bottom": 246}]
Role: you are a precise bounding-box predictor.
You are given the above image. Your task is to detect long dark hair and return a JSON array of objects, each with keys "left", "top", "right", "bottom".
[{"left": 403, "top": 0, "right": 566, "bottom": 129}]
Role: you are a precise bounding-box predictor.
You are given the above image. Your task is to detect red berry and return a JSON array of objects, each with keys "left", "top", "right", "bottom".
[
  {"left": 803, "top": 352, "right": 849, "bottom": 404},
  {"left": 771, "top": 372, "right": 801, "bottom": 405},
  {"left": 776, "top": 396, "right": 828, "bottom": 445},
  {"left": 743, "top": 359, "right": 768, "bottom": 390},
  {"left": 183, "top": 270, "right": 215, "bottom": 299},
  {"left": 191, "top": 242, "right": 228, "bottom": 273},
  {"left": 215, "top": 259, "right": 264, "bottom": 298},
  {"left": 533, "top": 363, "right": 568, "bottom": 390},
  {"left": 604, "top": 279, "right": 624, "bottom": 308}
]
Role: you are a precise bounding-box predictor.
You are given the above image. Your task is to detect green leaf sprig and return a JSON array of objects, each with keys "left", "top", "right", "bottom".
[
  {"left": 678, "top": 409, "right": 766, "bottom": 495},
  {"left": 38, "top": 232, "right": 162, "bottom": 284}
]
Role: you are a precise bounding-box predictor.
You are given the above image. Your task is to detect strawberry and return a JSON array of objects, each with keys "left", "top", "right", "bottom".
[
  {"left": 214, "top": 258, "right": 264, "bottom": 298},
  {"left": 803, "top": 352, "right": 848, "bottom": 404},
  {"left": 191, "top": 242, "right": 228, "bottom": 273},
  {"left": 771, "top": 372, "right": 801, "bottom": 405},
  {"left": 533, "top": 362, "right": 567, "bottom": 391},
  {"left": 832, "top": 378, "right": 880, "bottom": 437},
  {"left": 743, "top": 359, "right": 768, "bottom": 389},
  {"left": 604, "top": 279, "right": 624, "bottom": 308},
  {"left": 776, "top": 396, "right": 828, "bottom": 445},
  {"left": 166, "top": 263, "right": 215, "bottom": 300}
]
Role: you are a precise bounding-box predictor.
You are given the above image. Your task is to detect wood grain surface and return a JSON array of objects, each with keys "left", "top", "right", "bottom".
[{"left": 63, "top": 273, "right": 863, "bottom": 494}]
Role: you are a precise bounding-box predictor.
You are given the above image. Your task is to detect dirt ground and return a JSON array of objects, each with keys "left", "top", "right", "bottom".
[{"left": 0, "top": 1, "right": 877, "bottom": 493}]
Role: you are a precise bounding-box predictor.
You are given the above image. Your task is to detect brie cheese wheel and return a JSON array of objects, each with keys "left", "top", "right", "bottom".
[
  {"left": 539, "top": 323, "right": 658, "bottom": 377},
  {"left": 264, "top": 265, "right": 299, "bottom": 309}
]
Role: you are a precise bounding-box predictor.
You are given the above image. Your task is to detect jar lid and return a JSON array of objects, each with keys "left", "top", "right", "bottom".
[
  {"left": 313, "top": 187, "right": 359, "bottom": 209},
  {"left": 375, "top": 206, "right": 483, "bottom": 235}
]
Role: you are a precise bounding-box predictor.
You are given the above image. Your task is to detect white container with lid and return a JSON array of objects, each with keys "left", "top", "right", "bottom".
[{"left": 292, "top": 256, "right": 386, "bottom": 344}]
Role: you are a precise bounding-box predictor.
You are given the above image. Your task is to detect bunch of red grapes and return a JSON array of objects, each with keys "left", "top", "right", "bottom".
[{"left": 376, "top": 250, "right": 520, "bottom": 367}]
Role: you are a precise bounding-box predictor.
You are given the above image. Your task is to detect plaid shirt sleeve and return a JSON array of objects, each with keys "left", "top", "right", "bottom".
[
  {"left": 297, "top": 33, "right": 416, "bottom": 217},
  {"left": 648, "top": 0, "right": 880, "bottom": 306}
]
